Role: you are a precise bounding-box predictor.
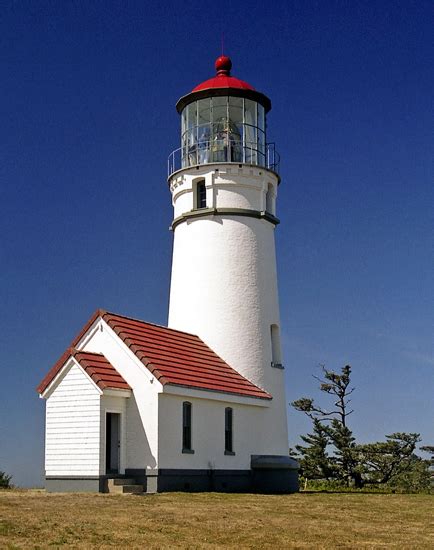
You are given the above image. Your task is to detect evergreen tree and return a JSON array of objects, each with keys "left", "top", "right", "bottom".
[
  {"left": 326, "top": 418, "right": 361, "bottom": 487},
  {"left": 295, "top": 419, "right": 335, "bottom": 480},
  {"left": 354, "top": 433, "right": 421, "bottom": 485},
  {"left": 387, "top": 455, "right": 432, "bottom": 493},
  {"left": 292, "top": 366, "right": 432, "bottom": 491},
  {"left": 292, "top": 365, "right": 361, "bottom": 486}
]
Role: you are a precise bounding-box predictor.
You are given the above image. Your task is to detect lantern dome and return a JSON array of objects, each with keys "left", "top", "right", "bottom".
[
  {"left": 168, "top": 56, "right": 279, "bottom": 177},
  {"left": 192, "top": 55, "right": 255, "bottom": 93},
  {"left": 176, "top": 56, "right": 271, "bottom": 113}
]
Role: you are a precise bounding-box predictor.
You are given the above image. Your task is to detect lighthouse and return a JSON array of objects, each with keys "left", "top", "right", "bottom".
[
  {"left": 168, "top": 56, "right": 291, "bottom": 461},
  {"left": 38, "top": 54, "right": 298, "bottom": 494}
]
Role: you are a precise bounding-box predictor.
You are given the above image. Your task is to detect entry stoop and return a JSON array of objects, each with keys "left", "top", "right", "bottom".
[{"left": 107, "top": 478, "right": 144, "bottom": 494}]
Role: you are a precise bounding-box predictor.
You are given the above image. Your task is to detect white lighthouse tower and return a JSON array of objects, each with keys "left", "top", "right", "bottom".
[
  {"left": 37, "top": 54, "right": 298, "bottom": 494},
  {"left": 168, "top": 56, "right": 291, "bottom": 463}
]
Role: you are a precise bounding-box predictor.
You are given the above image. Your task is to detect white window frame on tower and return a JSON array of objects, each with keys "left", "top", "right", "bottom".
[
  {"left": 270, "top": 324, "right": 284, "bottom": 369},
  {"left": 193, "top": 178, "right": 207, "bottom": 210}
]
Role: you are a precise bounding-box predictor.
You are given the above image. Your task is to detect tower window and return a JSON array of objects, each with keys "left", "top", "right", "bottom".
[
  {"left": 271, "top": 324, "right": 284, "bottom": 369},
  {"left": 265, "top": 183, "right": 274, "bottom": 214},
  {"left": 196, "top": 180, "right": 206, "bottom": 209},
  {"left": 224, "top": 407, "right": 234, "bottom": 454},
  {"left": 182, "top": 401, "right": 194, "bottom": 453}
]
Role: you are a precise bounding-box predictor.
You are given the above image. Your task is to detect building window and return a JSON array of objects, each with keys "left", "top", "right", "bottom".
[
  {"left": 224, "top": 407, "right": 234, "bottom": 455},
  {"left": 196, "top": 180, "right": 206, "bottom": 209},
  {"left": 182, "top": 401, "right": 194, "bottom": 453}
]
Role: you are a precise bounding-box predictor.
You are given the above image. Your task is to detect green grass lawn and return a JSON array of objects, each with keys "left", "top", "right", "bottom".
[{"left": 1, "top": 489, "right": 433, "bottom": 548}]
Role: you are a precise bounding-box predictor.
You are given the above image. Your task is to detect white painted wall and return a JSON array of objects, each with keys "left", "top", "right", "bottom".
[
  {"left": 168, "top": 165, "right": 288, "bottom": 455},
  {"left": 125, "top": 392, "right": 152, "bottom": 470},
  {"left": 170, "top": 164, "right": 278, "bottom": 217},
  {"left": 158, "top": 394, "right": 275, "bottom": 470},
  {"left": 79, "top": 320, "right": 160, "bottom": 471},
  {"left": 45, "top": 363, "right": 101, "bottom": 476}
]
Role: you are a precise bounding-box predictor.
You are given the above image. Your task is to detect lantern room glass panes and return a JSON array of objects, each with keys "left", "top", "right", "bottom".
[
  {"left": 180, "top": 96, "right": 268, "bottom": 169},
  {"left": 187, "top": 102, "right": 197, "bottom": 129},
  {"left": 229, "top": 97, "right": 243, "bottom": 133},
  {"left": 244, "top": 99, "right": 257, "bottom": 164},
  {"left": 212, "top": 96, "right": 227, "bottom": 125},
  {"left": 183, "top": 103, "right": 198, "bottom": 166},
  {"left": 198, "top": 98, "right": 211, "bottom": 125}
]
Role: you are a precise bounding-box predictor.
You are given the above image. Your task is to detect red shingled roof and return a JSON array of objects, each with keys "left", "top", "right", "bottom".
[
  {"left": 101, "top": 311, "right": 271, "bottom": 399},
  {"left": 38, "top": 310, "right": 271, "bottom": 400},
  {"left": 37, "top": 348, "right": 130, "bottom": 393},
  {"left": 73, "top": 349, "right": 131, "bottom": 391}
]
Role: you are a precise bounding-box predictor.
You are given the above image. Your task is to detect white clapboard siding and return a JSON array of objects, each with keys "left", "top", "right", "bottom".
[{"left": 45, "top": 363, "right": 101, "bottom": 476}]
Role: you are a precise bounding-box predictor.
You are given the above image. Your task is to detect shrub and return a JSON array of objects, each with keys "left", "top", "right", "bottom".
[{"left": 0, "top": 471, "right": 13, "bottom": 489}]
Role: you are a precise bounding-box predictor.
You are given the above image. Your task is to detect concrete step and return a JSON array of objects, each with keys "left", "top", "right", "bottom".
[
  {"left": 106, "top": 478, "right": 144, "bottom": 494},
  {"left": 107, "top": 478, "right": 135, "bottom": 487}
]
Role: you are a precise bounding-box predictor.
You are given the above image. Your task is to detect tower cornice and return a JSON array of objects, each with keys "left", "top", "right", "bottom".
[
  {"left": 170, "top": 207, "right": 280, "bottom": 231},
  {"left": 168, "top": 163, "right": 281, "bottom": 188}
]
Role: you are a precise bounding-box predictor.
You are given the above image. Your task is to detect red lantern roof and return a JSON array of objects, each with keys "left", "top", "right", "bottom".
[
  {"left": 192, "top": 55, "right": 256, "bottom": 93},
  {"left": 176, "top": 56, "right": 271, "bottom": 113}
]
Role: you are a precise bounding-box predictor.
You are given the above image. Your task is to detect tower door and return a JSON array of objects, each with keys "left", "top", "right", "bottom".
[{"left": 106, "top": 412, "right": 121, "bottom": 474}]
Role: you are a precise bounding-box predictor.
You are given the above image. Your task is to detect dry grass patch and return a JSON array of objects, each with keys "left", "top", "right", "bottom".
[{"left": 0, "top": 489, "right": 433, "bottom": 548}]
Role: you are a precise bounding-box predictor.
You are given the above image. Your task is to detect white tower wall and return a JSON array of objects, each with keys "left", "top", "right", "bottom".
[{"left": 168, "top": 164, "right": 288, "bottom": 454}]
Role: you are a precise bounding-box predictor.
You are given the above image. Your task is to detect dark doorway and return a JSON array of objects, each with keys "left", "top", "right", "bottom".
[{"left": 106, "top": 412, "right": 121, "bottom": 474}]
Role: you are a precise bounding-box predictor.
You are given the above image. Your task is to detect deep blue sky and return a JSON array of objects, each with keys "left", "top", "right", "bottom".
[{"left": 1, "top": 1, "right": 433, "bottom": 487}]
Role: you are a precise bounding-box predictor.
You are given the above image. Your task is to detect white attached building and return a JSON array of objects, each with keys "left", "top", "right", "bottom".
[{"left": 38, "top": 56, "right": 299, "bottom": 493}]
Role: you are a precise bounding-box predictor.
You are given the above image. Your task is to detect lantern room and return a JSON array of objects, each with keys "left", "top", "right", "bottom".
[{"left": 168, "top": 56, "right": 279, "bottom": 176}]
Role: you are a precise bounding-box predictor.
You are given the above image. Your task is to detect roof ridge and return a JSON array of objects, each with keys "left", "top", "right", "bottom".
[{"left": 102, "top": 310, "right": 202, "bottom": 339}]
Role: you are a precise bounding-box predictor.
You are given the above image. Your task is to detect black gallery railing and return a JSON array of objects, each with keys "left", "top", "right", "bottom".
[{"left": 168, "top": 141, "right": 280, "bottom": 177}]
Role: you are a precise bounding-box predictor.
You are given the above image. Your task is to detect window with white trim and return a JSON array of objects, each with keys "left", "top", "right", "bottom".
[{"left": 224, "top": 407, "right": 234, "bottom": 454}]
